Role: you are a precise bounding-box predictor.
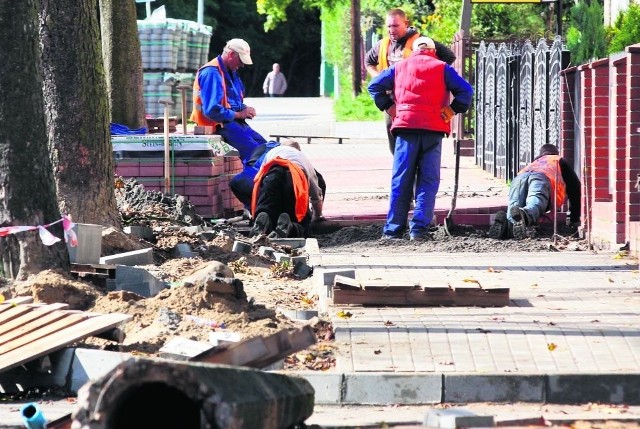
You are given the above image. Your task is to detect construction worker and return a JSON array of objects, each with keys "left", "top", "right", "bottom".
[
  {"left": 368, "top": 37, "right": 473, "bottom": 241},
  {"left": 365, "top": 8, "right": 456, "bottom": 154},
  {"left": 250, "top": 141, "right": 324, "bottom": 239},
  {"left": 190, "top": 38, "right": 266, "bottom": 164},
  {"left": 489, "top": 144, "right": 581, "bottom": 240}
]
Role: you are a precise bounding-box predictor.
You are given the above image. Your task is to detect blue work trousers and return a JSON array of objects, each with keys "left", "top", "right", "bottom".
[
  {"left": 218, "top": 120, "right": 267, "bottom": 163},
  {"left": 507, "top": 171, "right": 550, "bottom": 224},
  {"left": 384, "top": 131, "right": 443, "bottom": 238}
]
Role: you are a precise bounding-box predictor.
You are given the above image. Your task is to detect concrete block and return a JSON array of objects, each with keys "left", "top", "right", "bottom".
[
  {"left": 268, "top": 237, "right": 306, "bottom": 248},
  {"left": 182, "top": 225, "right": 204, "bottom": 234},
  {"left": 297, "top": 372, "right": 344, "bottom": 405},
  {"left": 258, "top": 246, "right": 276, "bottom": 259},
  {"left": 208, "top": 331, "right": 243, "bottom": 346},
  {"left": 115, "top": 266, "right": 168, "bottom": 297},
  {"left": 106, "top": 278, "right": 116, "bottom": 291},
  {"left": 175, "top": 243, "right": 198, "bottom": 258},
  {"left": 0, "top": 348, "right": 74, "bottom": 393},
  {"left": 343, "top": 373, "right": 441, "bottom": 405},
  {"left": 423, "top": 408, "right": 494, "bottom": 428},
  {"left": 261, "top": 360, "right": 285, "bottom": 371},
  {"left": 291, "top": 255, "right": 307, "bottom": 265},
  {"left": 67, "top": 223, "right": 103, "bottom": 264},
  {"left": 294, "top": 262, "right": 312, "bottom": 279},
  {"left": 547, "top": 374, "right": 640, "bottom": 404},
  {"left": 304, "top": 237, "right": 320, "bottom": 256},
  {"left": 274, "top": 252, "right": 291, "bottom": 264},
  {"left": 277, "top": 308, "right": 319, "bottom": 321},
  {"left": 69, "top": 348, "right": 131, "bottom": 394},
  {"left": 232, "top": 240, "right": 252, "bottom": 254},
  {"left": 123, "top": 225, "right": 154, "bottom": 241},
  {"left": 159, "top": 337, "right": 214, "bottom": 361},
  {"left": 100, "top": 248, "right": 154, "bottom": 266},
  {"left": 321, "top": 269, "right": 356, "bottom": 286},
  {"left": 443, "top": 374, "right": 544, "bottom": 403}
]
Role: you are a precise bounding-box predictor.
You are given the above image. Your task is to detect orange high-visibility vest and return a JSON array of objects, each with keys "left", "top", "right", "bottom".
[
  {"left": 190, "top": 58, "right": 229, "bottom": 127},
  {"left": 251, "top": 158, "right": 310, "bottom": 222},
  {"left": 518, "top": 155, "right": 567, "bottom": 209},
  {"left": 377, "top": 33, "right": 420, "bottom": 71}
]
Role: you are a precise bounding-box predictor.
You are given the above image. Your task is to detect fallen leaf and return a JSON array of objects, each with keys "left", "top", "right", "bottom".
[
  {"left": 608, "top": 278, "right": 615, "bottom": 283},
  {"left": 0, "top": 296, "right": 4, "bottom": 304},
  {"left": 374, "top": 349, "right": 382, "bottom": 355},
  {"left": 531, "top": 283, "right": 538, "bottom": 287},
  {"left": 487, "top": 267, "right": 502, "bottom": 273},
  {"left": 591, "top": 319, "right": 600, "bottom": 323},
  {"left": 547, "top": 343, "right": 557, "bottom": 351},
  {"left": 337, "top": 310, "right": 352, "bottom": 319},
  {"left": 463, "top": 278, "right": 481, "bottom": 286},
  {"left": 384, "top": 320, "right": 395, "bottom": 326},
  {"left": 547, "top": 322, "right": 556, "bottom": 326}
]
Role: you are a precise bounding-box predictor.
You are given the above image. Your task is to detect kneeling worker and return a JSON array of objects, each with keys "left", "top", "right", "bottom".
[
  {"left": 250, "top": 140, "right": 324, "bottom": 238},
  {"left": 489, "top": 144, "right": 581, "bottom": 239}
]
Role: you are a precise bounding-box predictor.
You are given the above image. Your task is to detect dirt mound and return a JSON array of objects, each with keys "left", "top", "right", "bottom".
[{"left": 8, "top": 270, "right": 99, "bottom": 310}]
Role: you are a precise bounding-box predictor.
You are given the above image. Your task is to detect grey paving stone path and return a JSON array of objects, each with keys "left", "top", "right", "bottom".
[{"left": 315, "top": 252, "right": 640, "bottom": 375}]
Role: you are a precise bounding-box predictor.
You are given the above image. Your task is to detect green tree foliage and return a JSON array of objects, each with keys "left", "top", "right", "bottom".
[
  {"left": 566, "top": 0, "right": 607, "bottom": 64},
  {"left": 607, "top": 3, "right": 640, "bottom": 54},
  {"left": 416, "top": 0, "right": 461, "bottom": 44},
  {"left": 471, "top": 3, "right": 546, "bottom": 40}
]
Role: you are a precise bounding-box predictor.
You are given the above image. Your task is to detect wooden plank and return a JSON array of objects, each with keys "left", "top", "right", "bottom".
[
  {"left": 193, "top": 336, "right": 270, "bottom": 366},
  {"left": 0, "top": 297, "right": 34, "bottom": 313},
  {"left": 0, "top": 310, "right": 76, "bottom": 348},
  {"left": 362, "top": 280, "right": 419, "bottom": 291},
  {"left": 454, "top": 287, "right": 510, "bottom": 307},
  {"left": 245, "top": 326, "right": 317, "bottom": 369},
  {"left": 0, "top": 303, "right": 68, "bottom": 335},
  {"left": 0, "top": 305, "right": 37, "bottom": 325},
  {"left": 0, "top": 313, "right": 132, "bottom": 372},
  {"left": 333, "top": 287, "right": 510, "bottom": 307},
  {"left": 0, "top": 312, "right": 88, "bottom": 355}
]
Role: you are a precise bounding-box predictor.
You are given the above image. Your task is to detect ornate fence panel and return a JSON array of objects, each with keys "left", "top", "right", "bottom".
[
  {"left": 547, "top": 36, "right": 564, "bottom": 150},
  {"left": 473, "top": 37, "right": 569, "bottom": 181},
  {"left": 533, "top": 39, "right": 549, "bottom": 158},
  {"left": 475, "top": 42, "right": 486, "bottom": 168},
  {"left": 518, "top": 41, "right": 535, "bottom": 170},
  {"left": 495, "top": 43, "right": 509, "bottom": 180},
  {"left": 483, "top": 43, "right": 497, "bottom": 175}
]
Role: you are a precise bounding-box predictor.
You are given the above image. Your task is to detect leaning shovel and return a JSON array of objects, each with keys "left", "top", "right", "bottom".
[{"left": 444, "top": 138, "right": 461, "bottom": 236}]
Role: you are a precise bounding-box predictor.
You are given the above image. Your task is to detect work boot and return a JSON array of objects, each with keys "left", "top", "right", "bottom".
[
  {"left": 275, "top": 213, "right": 293, "bottom": 238},
  {"left": 509, "top": 205, "right": 531, "bottom": 226},
  {"left": 512, "top": 221, "right": 527, "bottom": 240},
  {"left": 409, "top": 233, "right": 433, "bottom": 242},
  {"left": 249, "top": 212, "right": 271, "bottom": 237},
  {"left": 488, "top": 211, "right": 508, "bottom": 239}
]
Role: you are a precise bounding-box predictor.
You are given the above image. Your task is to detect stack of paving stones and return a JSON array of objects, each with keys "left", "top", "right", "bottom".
[
  {"left": 113, "top": 136, "right": 245, "bottom": 218},
  {"left": 138, "top": 18, "right": 211, "bottom": 118}
]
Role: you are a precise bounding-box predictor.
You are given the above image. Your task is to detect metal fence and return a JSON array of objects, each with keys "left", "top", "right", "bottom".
[{"left": 474, "top": 36, "right": 569, "bottom": 181}]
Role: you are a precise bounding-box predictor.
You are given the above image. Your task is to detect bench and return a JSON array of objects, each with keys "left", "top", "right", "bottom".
[{"left": 271, "top": 134, "right": 349, "bottom": 145}]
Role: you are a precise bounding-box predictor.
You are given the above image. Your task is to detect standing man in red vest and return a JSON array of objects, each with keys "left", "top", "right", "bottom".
[
  {"left": 365, "top": 9, "right": 456, "bottom": 154},
  {"left": 488, "top": 144, "right": 581, "bottom": 240},
  {"left": 368, "top": 37, "right": 473, "bottom": 241},
  {"left": 190, "top": 38, "right": 267, "bottom": 163}
]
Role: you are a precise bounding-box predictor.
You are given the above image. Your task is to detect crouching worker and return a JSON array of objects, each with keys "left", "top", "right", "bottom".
[
  {"left": 250, "top": 140, "right": 324, "bottom": 238},
  {"left": 489, "top": 144, "right": 581, "bottom": 240}
]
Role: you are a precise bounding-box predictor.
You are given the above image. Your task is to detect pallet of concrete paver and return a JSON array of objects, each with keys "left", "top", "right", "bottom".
[{"left": 332, "top": 276, "right": 509, "bottom": 307}]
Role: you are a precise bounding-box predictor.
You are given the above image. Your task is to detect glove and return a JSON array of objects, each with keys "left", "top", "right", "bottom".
[
  {"left": 311, "top": 199, "right": 325, "bottom": 222},
  {"left": 440, "top": 106, "right": 455, "bottom": 123}
]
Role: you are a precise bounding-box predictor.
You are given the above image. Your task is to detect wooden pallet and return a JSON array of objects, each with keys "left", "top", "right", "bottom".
[
  {"left": 332, "top": 275, "right": 510, "bottom": 307},
  {"left": 0, "top": 299, "right": 132, "bottom": 373}
]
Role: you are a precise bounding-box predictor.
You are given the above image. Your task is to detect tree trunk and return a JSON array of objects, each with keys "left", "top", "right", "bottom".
[
  {"left": 38, "top": 0, "right": 121, "bottom": 228},
  {"left": 99, "top": 0, "right": 146, "bottom": 128},
  {"left": 0, "top": 0, "right": 68, "bottom": 280}
]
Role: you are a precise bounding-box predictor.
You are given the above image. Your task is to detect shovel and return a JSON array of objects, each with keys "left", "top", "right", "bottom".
[{"left": 443, "top": 138, "right": 461, "bottom": 236}]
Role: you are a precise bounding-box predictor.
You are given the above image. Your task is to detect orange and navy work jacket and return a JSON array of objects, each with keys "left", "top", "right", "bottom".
[
  {"left": 190, "top": 58, "right": 228, "bottom": 127},
  {"left": 251, "top": 158, "right": 310, "bottom": 222},
  {"left": 518, "top": 155, "right": 567, "bottom": 208},
  {"left": 377, "top": 33, "right": 420, "bottom": 71}
]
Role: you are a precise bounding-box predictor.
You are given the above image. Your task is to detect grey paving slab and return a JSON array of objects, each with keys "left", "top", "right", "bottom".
[{"left": 310, "top": 251, "right": 640, "bottom": 403}]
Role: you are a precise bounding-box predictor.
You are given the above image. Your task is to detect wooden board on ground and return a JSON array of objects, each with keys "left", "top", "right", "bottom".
[
  {"left": 192, "top": 326, "right": 316, "bottom": 369},
  {"left": 333, "top": 280, "right": 509, "bottom": 307},
  {"left": 0, "top": 304, "right": 131, "bottom": 373}
]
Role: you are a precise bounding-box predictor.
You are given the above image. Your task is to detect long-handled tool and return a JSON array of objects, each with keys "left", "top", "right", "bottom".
[
  {"left": 158, "top": 99, "right": 175, "bottom": 195},
  {"left": 177, "top": 84, "right": 190, "bottom": 134},
  {"left": 444, "top": 138, "right": 461, "bottom": 236}
]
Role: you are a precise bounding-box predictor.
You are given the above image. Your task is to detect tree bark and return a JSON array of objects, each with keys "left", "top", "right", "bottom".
[
  {"left": 0, "top": 0, "right": 68, "bottom": 280},
  {"left": 99, "top": 0, "right": 146, "bottom": 128},
  {"left": 38, "top": 0, "right": 121, "bottom": 227}
]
